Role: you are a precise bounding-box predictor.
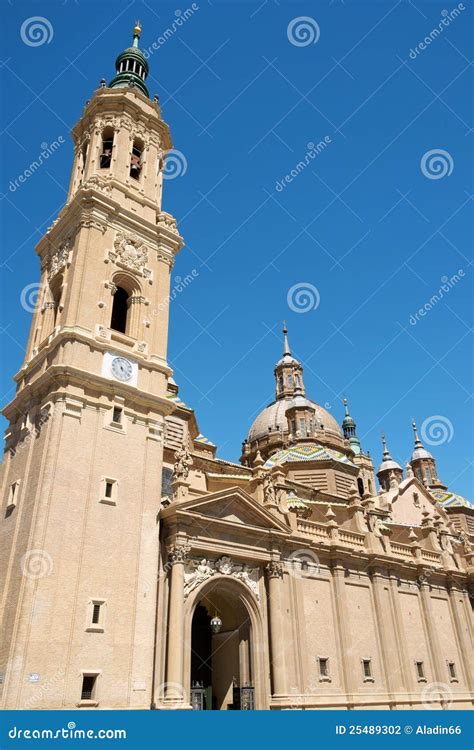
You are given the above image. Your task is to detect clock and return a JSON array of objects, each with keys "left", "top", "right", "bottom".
[{"left": 111, "top": 356, "right": 133, "bottom": 382}]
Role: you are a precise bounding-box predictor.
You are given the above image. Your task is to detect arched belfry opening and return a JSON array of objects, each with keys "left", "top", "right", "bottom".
[
  {"left": 110, "top": 286, "right": 129, "bottom": 334},
  {"left": 189, "top": 587, "right": 255, "bottom": 710}
]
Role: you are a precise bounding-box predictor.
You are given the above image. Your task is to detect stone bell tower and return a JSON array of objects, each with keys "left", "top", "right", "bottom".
[{"left": 0, "top": 24, "right": 183, "bottom": 709}]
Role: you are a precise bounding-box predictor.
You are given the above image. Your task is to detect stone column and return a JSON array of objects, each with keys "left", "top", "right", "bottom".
[
  {"left": 239, "top": 625, "right": 251, "bottom": 687},
  {"left": 164, "top": 542, "right": 190, "bottom": 705},
  {"left": 387, "top": 571, "right": 414, "bottom": 693},
  {"left": 330, "top": 561, "right": 354, "bottom": 702},
  {"left": 265, "top": 561, "right": 287, "bottom": 697},
  {"left": 447, "top": 581, "right": 473, "bottom": 689},
  {"left": 369, "top": 567, "right": 396, "bottom": 700},
  {"left": 418, "top": 579, "right": 445, "bottom": 683}
]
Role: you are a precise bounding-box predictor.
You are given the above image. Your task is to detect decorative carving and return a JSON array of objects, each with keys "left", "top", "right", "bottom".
[
  {"left": 265, "top": 560, "right": 283, "bottom": 579},
  {"left": 82, "top": 174, "right": 113, "bottom": 194},
  {"left": 109, "top": 232, "right": 150, "bottom": 276},
  {"left": 173, "top": 443, "right": 193, "bottom": 482},
  {"left": 184, "top": 556, "right": 260, "bottom": 600},
  {"left": 167, "top": 542, "right": 191, "bottom": 566},
  {"left": 48, "top": 236, "right": 72, "bottom": 279},
  {"left": 157, "top": 212, "right": 180, "bottom": 236}
]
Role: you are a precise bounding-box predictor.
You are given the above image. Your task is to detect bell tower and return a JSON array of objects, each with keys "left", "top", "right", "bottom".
[{"left": 0, "top": 25, "right": 183, "bottom": 709}]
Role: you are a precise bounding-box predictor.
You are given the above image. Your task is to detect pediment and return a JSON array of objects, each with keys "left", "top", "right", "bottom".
[
  {"left": 390, "top": 477, "right": 449, "bottom": 526},
  {"left": 172, "top": 487, "right": 290, "bottom": 533}
]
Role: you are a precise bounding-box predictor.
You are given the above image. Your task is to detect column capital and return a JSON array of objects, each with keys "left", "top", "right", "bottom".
[
  {"left": 167, "top": 541, "right": 190, "bottom": 566},
  {"left": 265, "top": 560, "right": 283, "bottom": 579}
]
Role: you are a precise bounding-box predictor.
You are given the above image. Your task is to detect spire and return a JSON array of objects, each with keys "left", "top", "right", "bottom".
[
  {"left": 412, "top": 420, "right": 423, "bottom": 449},
  {"left": 341, "top": 397, "right": 360, "bottom": 454},
  {"left": 377, "top": 433, "right": 402, "bottom": 483},
  {"left": 410, "top": 419, "right": 433, "bottom": 461},
  {"left": 282, "top": 321, "right": 291, "bottom": 356},
  {"left": 109, "top": 23, "right": 150, "bottom": 98}
]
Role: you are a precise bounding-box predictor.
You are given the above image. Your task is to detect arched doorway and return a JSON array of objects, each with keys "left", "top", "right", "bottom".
[{"left": 186, "top": 578, "right": 263, "bottom": 710}]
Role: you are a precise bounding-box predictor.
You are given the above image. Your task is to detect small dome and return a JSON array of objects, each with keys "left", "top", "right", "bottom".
[
  {"left": 377, "top": 458, "right": 402, "bottom": 474},
  {"left": 411, "top": 446, "right": 433, "bottom": 461},
  {"left": 247, "top": 398, "right": 343, "bottom": 443}
]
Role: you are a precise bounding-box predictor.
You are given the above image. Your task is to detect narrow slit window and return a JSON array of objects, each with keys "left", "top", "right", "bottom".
[
  {"left": 112, "top": 406, "right": 122, "bottom": 424},
  {"left": 416, "top": 661, "right": 425, "bottom": 680},
  {"left": 81, "top": 674, "right": 97, "bottom": 700},
  {"left": 448, "top": 662, "right": 456, "bottom": 680},
  {"left": 105, "top": 481, "right": 113, "bottom": 499}
]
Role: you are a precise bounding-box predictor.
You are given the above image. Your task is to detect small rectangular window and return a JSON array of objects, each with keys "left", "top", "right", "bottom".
[
  {"left": 362, "top": 659, "right": 372, "bottom": 679},
  {"left": 92, "top": 603, "right": 101, "bottom": 624},
  {"left": 319, "top": 657, "right": 329, "bottom": 677},
  {"left": 416, "top": 661, "right": 425, "bottom": 680},
  {"left": 7, "top": 481, "right": 20, "bottom": 510},
  {"left": 100, "top": 478, "right": 117, "bottom": 506},
  {"left": 448, "top": 662, "right": 456, "bottom": 680},
  {"left": 81, "top": 674, "right": 97, "bottom": 700},
  {"left": 112, "top": 406, "right": 122, "bottom": 424}
]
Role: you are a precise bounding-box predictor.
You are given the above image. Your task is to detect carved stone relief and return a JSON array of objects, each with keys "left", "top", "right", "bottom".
[{"left": 183, "top": 556, "right": 260, "bottom": 600}]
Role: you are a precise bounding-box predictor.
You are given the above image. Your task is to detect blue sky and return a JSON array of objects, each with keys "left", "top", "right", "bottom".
[{"left": 1, "top": 0, "right": 472, "bottom": 497}]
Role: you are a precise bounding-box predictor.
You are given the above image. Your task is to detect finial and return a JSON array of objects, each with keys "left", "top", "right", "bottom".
[
  {"left": 343, "top": 397, "right": 349, "bottom": 416},
  {"left": 282, "top": 321, "right": 291, "bottom": 356},
  {"left": 133, "top": 21, "right": 142, "bottom": 47},
  {"left": 99, "top": 78, "right": 106, "bottom": 88},
  {"left": 412, "top": 419, "right": 422, "bottom": 447},
  {"left": 381, "top": 433, "right": 390, "bottom": 458}
]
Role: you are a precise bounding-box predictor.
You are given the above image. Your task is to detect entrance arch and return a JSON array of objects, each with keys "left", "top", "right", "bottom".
[{"left": 184, "top": 576, "right": 268, "bottom": 710}]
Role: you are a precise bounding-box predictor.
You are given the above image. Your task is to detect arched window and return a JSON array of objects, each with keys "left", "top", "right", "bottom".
[
  {"left": 357, "top": 477, "right": 364, "bottom": 497},
  {"left": 79, "top": 141, "right": 88, "bottom": 185},
  {"left": 425, "top": 466, "right": 432, "bottom": 484},
  {"left": 278, "top": 375, "right": 283, "bottom": 392},
  {"left": 110, "top": 287, "right": 129, "bottom": 333},
  {"left": 50, "top": 276, "right": 63, "bottom": 328},
  {"left": 161, "top": 467, "right": 173, "bottom": 499},
  {"left": 130, "top": 139, "right": 143, "bottom": 180},
  {"left": 100, "top": 127, "right": 114, "bottom": 169},
  {"left": 287, "top": 374, "right": 293, "bottom": 387}
]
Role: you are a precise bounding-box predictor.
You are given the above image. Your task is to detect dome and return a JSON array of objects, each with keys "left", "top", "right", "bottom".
[
  {"left": 247, "top": 397, "right": 343, "bottom": 443},
  {"left": 264, "top": 443, "right": 353, "bottom": 469}
]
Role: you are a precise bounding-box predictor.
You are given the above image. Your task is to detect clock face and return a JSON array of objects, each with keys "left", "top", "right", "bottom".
[{"left": 111, "top": 356, "right": 133, "bottom": 382}]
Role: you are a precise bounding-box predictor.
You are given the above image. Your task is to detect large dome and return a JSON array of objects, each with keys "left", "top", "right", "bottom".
[{"left": 248, "top": 397, "right": 343, "bottom": 443}]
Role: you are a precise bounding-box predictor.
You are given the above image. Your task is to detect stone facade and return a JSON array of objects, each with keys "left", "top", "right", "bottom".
[{"left": 0, "top": 27, "right": 472, "bottom": 712}]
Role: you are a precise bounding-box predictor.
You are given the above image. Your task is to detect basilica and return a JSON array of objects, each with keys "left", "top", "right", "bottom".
[{"left": 0, "top": 26, "right": 472, "bottom": 711}]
